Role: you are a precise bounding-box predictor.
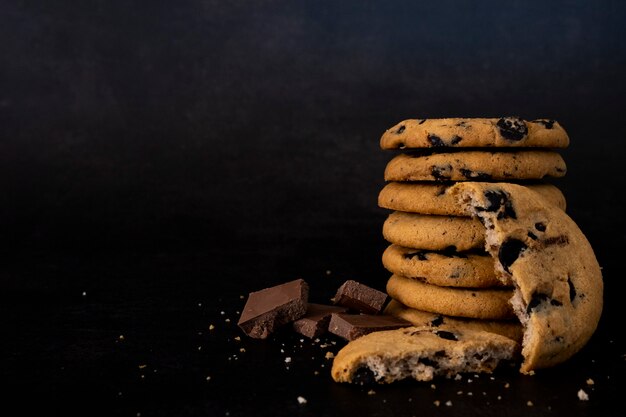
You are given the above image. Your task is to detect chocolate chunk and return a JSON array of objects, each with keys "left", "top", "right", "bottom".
[
  {"left": 498, "top": 239, "right": 527, "bottom": 273},
  {"left": 238, "top": 279, "right": 309, "bottom": 339},
  {"left": 430, "top": 315, "right": 444, "bottom": 327},
  {"left": 333, "top": 280, "right": 388, "bottom": 314},
  {"left": 396, "top": 125, "right": 406, "bottom": 134},
  {"left": 568, "top": 276, "right": 577, "bottom": 302},
  {"left": 450, "top": 135, "right": 462, "bottom": 145},
  {"left": 434, "top": 330, "right": 458, "bottom": 341},
  {"left": 527, "top": 231, "right": 538, "bottom": 240},
  {"left": 478, "top": 190, "right": 516, "bottom": 219},
  {"left": 292, "top": 303, "right": 349, "bottom": 338},
  {"left": 431, "top": 165, "right": 452, "bottom": 181},
  {"left": 418, "top": 119, "right": 427, "bottom": 124},
  {"left": 328, "top": 313, "right": 411, "bottom": 341},
  {"left": 535, "top": 222, "right": 546, "bottom": 232},
  {"left": 460, "top": 168, "right": 492, "bottom": 180},
  {"left": 497, "top": 117, "right": 528, "bottom": 141},
  {"left": 526, "top": 293, "right": 562, "bottom": 314},
  {"left": 427, "top": 134, "right": 446, "bottom": 147}
]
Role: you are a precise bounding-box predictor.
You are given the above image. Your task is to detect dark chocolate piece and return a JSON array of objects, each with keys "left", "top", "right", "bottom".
[
  {"left": 498, "top": 238, "right": 527, "bottom": 273},
  {"left": 332, "top": 280, "right": 388, "bottom": 314},
  {"left": 568, "top": 276, "right": 577, "bottom": 302},
  {"left": 292, "top": 303, "right": 349, "bottom": 338},
  {"left": 396, "top": 125, "right": 406, "bottom": 134},
  {"left": 431, "top": 165, "right": 452, "bottom": 181},
  {"left": 328, "top": 313, "right": 411, "bottom": 341},
  {"left": 434, "top": 330, "right": 458, "bottom": 341},
  {"left": 427, "top": 134, "right": 446, "bottom": 147},
  {"left": 237, "top": 279, "right": 309, "bottom": 339}
]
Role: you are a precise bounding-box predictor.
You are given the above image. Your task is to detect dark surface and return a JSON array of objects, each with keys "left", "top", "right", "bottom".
[{"left": 2, "top": 0, "right": 626, "bottom": 416}]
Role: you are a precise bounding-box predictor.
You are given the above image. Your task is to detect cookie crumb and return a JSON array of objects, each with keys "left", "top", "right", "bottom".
[
  {"left": 430, "top": 384, "right": 436, "bottom": 389},
  {"left": 527, "top": 401, "right": 534, "bottom": 407},
  {"left": 297, "top": 396, "right": 307, "bottom": 405},
  {"left": 445, "top": 400, "right": 452, "bottom": 407},
  {"left": 225, "top": 319, "right": 231, "bottom": 323},
  {"left": 220, "top": 311, "right": 225, "bottom": 315},
  {"left": 326, "top": 270, "right": 332, "bottom": 275},
  {"left": 577, "top": 389, "right": 589, "bottom": 401},
  {"left": 433, "top": 400, "right": 440, "bottom": 407},
  {"left": 206, "top": 376, "right": 211, "bottom": 381},
  {"left": 285, "top": 357, "right": 292, "bottom": 363},
  {"left": 325, "top": 352, "right": 335, "bottom": 360},
  {"left": 82, "top": 291, "right": 87, "bottom": 297},
  {"left": 504, "top": 382, "right": 510, "bottom": 388},
  {"left": 239, "top": 348, "right": 246, "bottom": 353},
  {"left": 209, "top": 324, "right": 215, "bottom": 330},
  {"left": 367, "top": 389, "right": 376, "bottom": 395},
  {"left": 586, "top": 378, "right": 594, "bottom": 385},
  {"left": 118, "top": 335, "right": 125, "bottom": 341},
  {"left": 454, "top": 374, "right": 462, "bottom": 381}
]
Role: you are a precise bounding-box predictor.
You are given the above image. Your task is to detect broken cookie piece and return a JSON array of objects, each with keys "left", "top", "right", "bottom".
[
  {"left": 238, "top": 279, "right": 309, "bottom": 339},
  {"left": 331, "top": 326, "right": 518, "bottom": 383},
  {"left": 332, "top": 280, "right": 388, "bottom": 314},
  {"left": 450, "top": 182, "right": 603, "bottom": 373},
  {"left": 328, "top": 313, "right": 411, "bottom": 341}
]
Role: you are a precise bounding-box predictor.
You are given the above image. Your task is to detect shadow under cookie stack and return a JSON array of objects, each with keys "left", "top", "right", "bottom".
[{"left": 378, "top": 117, "right": 569, "bottom": 343}]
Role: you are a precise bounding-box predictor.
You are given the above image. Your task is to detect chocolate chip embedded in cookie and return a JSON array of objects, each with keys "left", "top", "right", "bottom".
[
  {"left": 331, "top": 326, "right": 519, "bottom": 383},
  {"left": 380, "top": 117, "right": 569, "bottom": 149},
  {"left": 450, "top": 182, "right": 603, "bottom": 373},
  {"left": 384, "top": 151, "right": 567, "bottom": 182}
]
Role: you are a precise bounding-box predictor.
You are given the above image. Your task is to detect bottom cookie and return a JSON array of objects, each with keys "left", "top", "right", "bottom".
[
  {"left": 331, "top": 326, "right": 519, "bottom": 383},
  {"left": 385, "top": 299, "right": 522, "bottom": 343}
]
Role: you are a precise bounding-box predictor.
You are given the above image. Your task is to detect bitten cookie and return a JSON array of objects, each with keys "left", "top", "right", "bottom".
[
  {"left": 386, "top": 274, "right": 515, "bottom": 320},
  {"left": 382, "top": 244, "right": 505, "bottom": 288},
  {"left": 450, "top": 182, "right": 603, "bottom": 373},
  {"left": 385, "top": 299, "right": 522, "bottom": 343},
  {"left": 380, "top": 117, "right": 569, "bottom": 149},
  {"left": 383, "top": 211, "right": 485, "bottom": 251},
  {"left": 331, "top": 326, "right": 518, "bottom": 383},
  {"left": 379, "top": 182, "right": 566, "bottom": 215},
  {"left": 384, "top": 151, "right": 566, "bottom": 182}
]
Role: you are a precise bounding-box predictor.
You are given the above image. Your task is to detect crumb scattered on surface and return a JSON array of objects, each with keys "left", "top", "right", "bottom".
[
  {"left": 430, "top": 384, "right": 436, "bottom": 389},
  {"left": 586, "top": 378, "right": 594, "bottom": 385},
  {"left": 367, "top": 389, "right": 376, "bottom": 395},
  {"left": 325, "top": 352, "right": 335, "bottom": 359},
  {"left": 297, "top": 396, "right": 307, "bottom": 405},
  {"left": 206, "top": 376, "right": 211, "bottom": 381},
  {"left": 225, "top": 319, "right": 231, "bottom": 323},
  {"left": 118, "top": 335, "right": 125, "bottom": 341},
  {"left": 239, "top": 348, "right": 246, "bottom": 353},
  {"left": 454, "top": 374, "right": 462, "bottom": 381},
  {"left": 445, "top": 400, "right": 452, "bottom": 407},
  {"left": 138, "top": 364, "right": 147, "bottom": 369},
  {"left": 234, "top": 336, "right": 241, "bottom": 341},
  {"left": 578, "top": 389, "right": 589, "bottom": 401},
  {"left": 285, "top": 357, "right": 292, "bottom": 363},
  {"left": 504, "top": 382, "right": 510, "bottom": 388},
  {"left": 527, "top": 401, "right": 534, "bottom": 407},
  {"left": 209, "top": 324, "right": 215, "bottom": 330}
]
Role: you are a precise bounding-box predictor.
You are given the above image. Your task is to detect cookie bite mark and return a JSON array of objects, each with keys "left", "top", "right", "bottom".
[{"left": 497, "top": 117, "right": 528, "bottom": 141}]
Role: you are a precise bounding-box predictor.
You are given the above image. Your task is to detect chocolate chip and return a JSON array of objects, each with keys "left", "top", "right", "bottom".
[
  {"left": 419, "top": 358, "right": 439, "bottom": 368},
  {"left": 396, "top": 125, "right": 406, "bottom": 134},
  {"left": 450, "top": 135, "right": 462, "bottom": 145},
  {"left": 435, "top": 185, "right": 449, "bottom": 196},
  {"left": 535, "top": 222, "right": 546, "bottom": 232},
  {"left": 427, "top": 134, "right": 446, "bottom": 147},
  {"left": 527, "top": 231, "right": 538, "bottom": 240},
  {"left": 533, "top": 119, "right": 555, "bottom": 129},
  {"left": 498, "top": 239, "right": 527, "bottom": 273},
  {"left": 418, "top": 119, "right": 427, "bottom": 125},
  {"left": 404, "top": 251, "right": 428, "bottom": 261},
  {"left": 434, "top": 330, "right": 458, "bottom": 341},
  {"left": 460, "top": 168, "right": 492, "bottom": 180},
  {"left": 497, "top": 117, "right": 528, "bottom": 141},
  {"left": 430, "top": 315, "right": 444, "bottom": 327},
  {"left": 526, "top": 293, "right": 550, "bottom": 314},
  {"left": 568, "top": 276, "right": 576, "bottom": 302},
  {"left": 479, "top": 190, "right": 516, "bottom": 219},
  {"left": 526, "top": 293, "right": 562, "bottom": 314},
  {"left": 431, "top": 165, "right": 452, "bottom": 181},
  {"left": 353, "top": 367, "right": 377, "bottom": 385}
]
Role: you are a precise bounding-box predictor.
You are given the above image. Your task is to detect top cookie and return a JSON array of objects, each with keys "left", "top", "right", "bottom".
[{"left": 380, "top": 118, "right": 569, "bottom": 149}]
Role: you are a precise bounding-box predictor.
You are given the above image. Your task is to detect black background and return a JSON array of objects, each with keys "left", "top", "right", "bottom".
[{"left": 2, "top": 1, "right": 625, "bottom": 416}]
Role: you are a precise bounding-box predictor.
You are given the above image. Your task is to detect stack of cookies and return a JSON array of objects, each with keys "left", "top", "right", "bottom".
[{"left": 377, "top": 117, "right": 570, "bottom": 343}]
